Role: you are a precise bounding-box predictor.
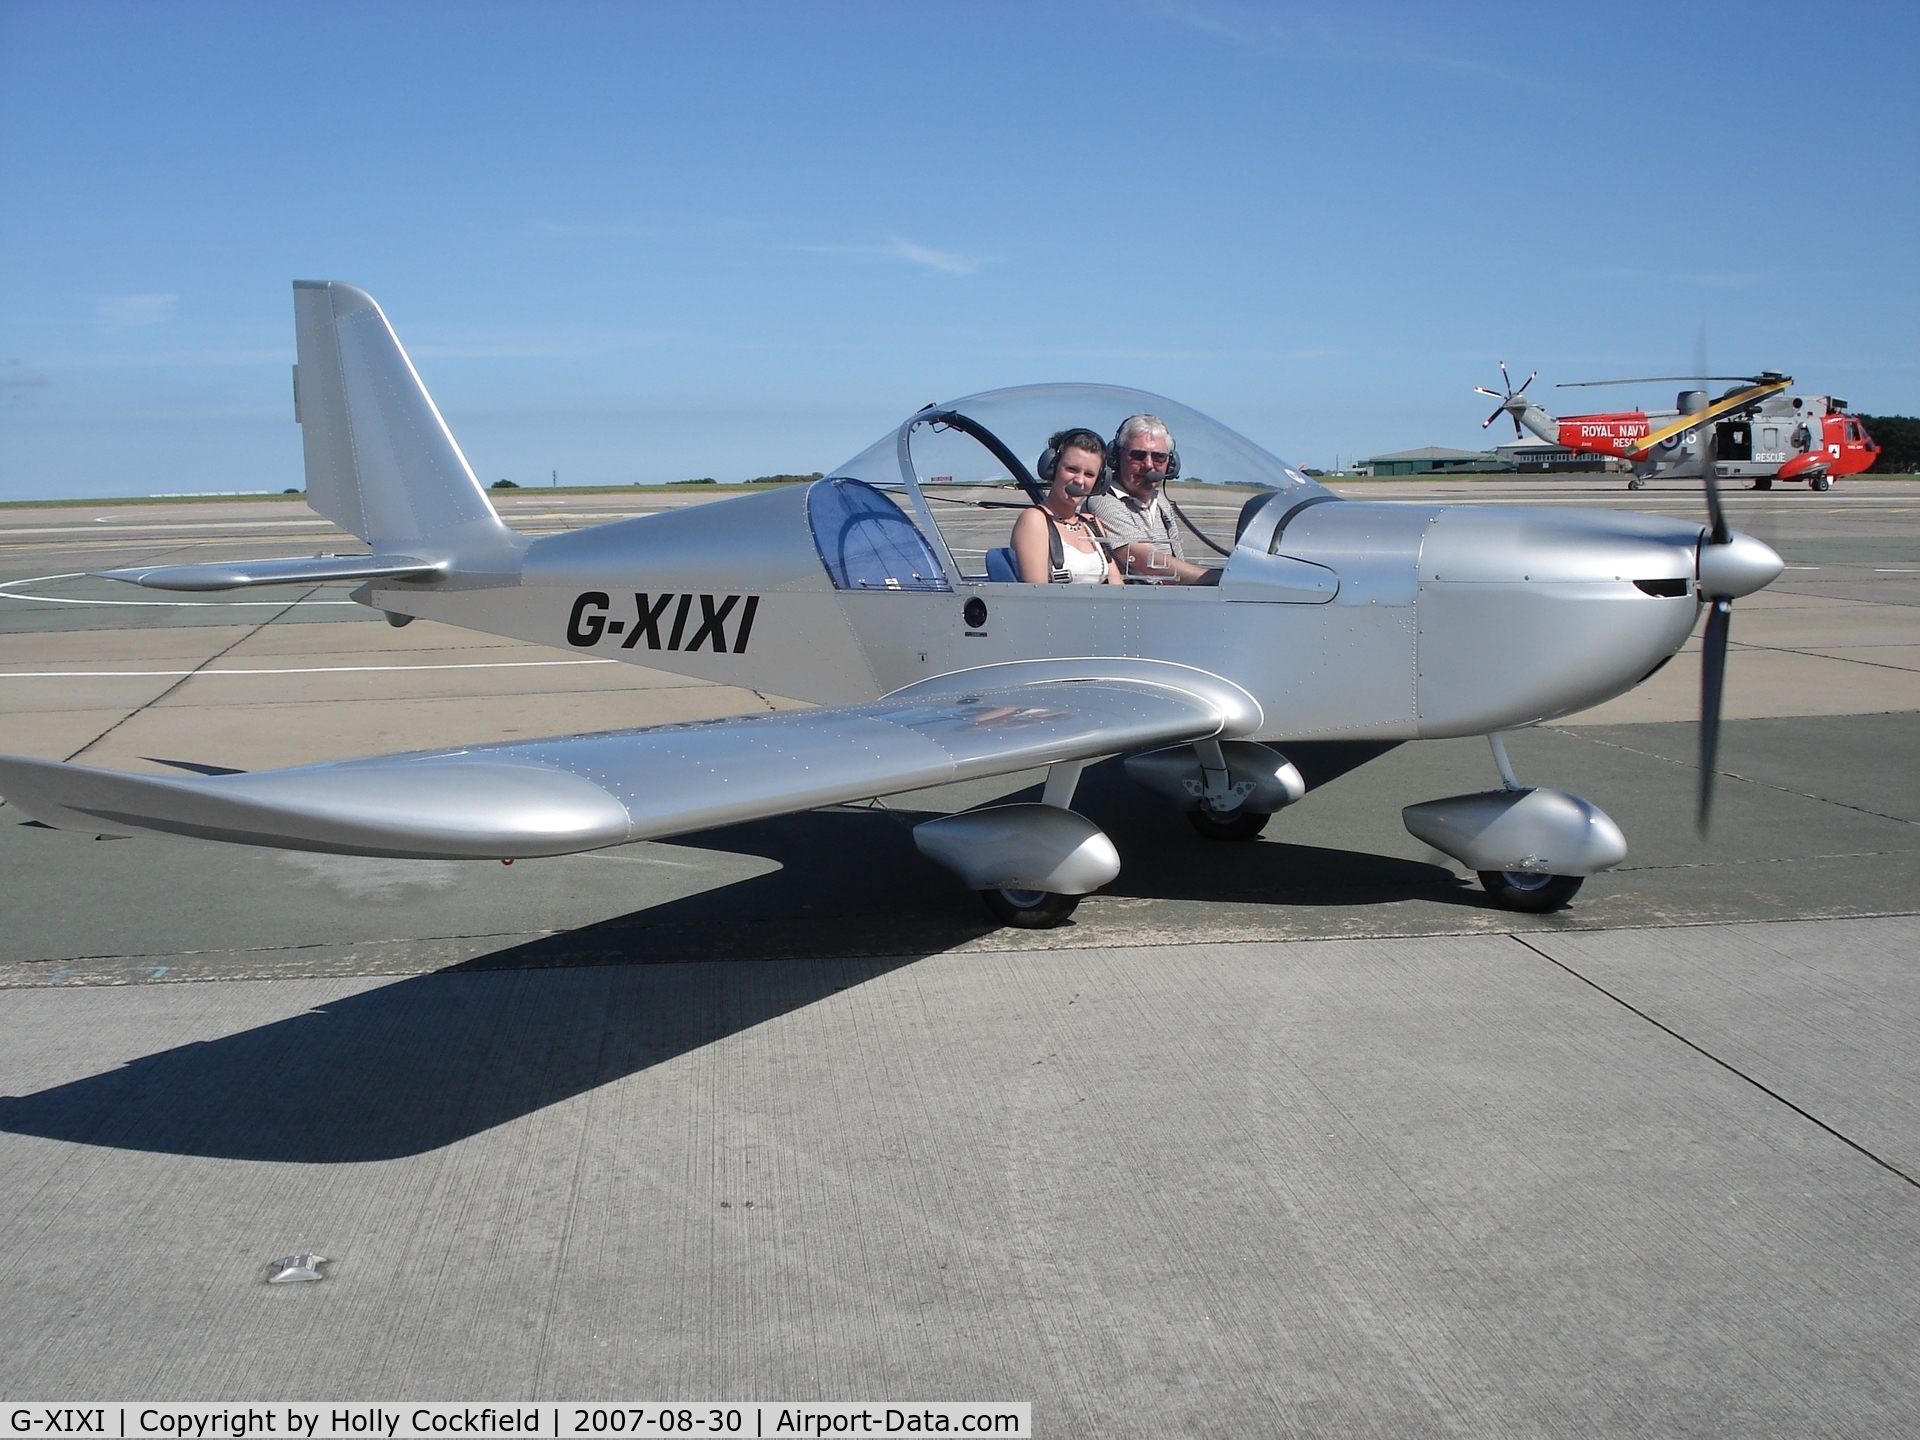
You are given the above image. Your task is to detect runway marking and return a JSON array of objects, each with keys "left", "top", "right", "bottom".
[
  {"left": 0, "top": 659, "right": 617, "bottom": 678},
  {"left": 1512, "top": 933, "right": 1920, "bottom": 1193},
  {"left": 59, "top": 585, "right": 328, "bottom": 763},
  {"left": 0, "top": 572, "right": 357, "bottom": 607}
]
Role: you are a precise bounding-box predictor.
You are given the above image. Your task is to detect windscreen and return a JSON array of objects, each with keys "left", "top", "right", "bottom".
[{"left": 825, "top": 384, "right": 1328, "bottom": 578}]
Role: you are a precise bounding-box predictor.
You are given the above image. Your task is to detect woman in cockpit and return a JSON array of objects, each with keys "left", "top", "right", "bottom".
[{"left": 1012, "top": 428, "right": 1123, "bottom": 584}]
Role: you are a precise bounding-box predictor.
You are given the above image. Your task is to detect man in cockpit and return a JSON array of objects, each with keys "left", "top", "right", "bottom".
[{"left": 1085, "top": 414, "right": 1217, "bottom": 585}]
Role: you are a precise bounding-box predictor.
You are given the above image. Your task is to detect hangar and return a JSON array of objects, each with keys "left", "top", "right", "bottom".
[{"left": 1364, "top": 446, "right": 1506, "bottom": 476}]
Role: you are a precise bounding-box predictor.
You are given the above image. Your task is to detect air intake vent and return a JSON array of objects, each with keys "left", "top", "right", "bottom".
[{"left": 1634, "top": 578, "right": 1690, "bottom": 598}]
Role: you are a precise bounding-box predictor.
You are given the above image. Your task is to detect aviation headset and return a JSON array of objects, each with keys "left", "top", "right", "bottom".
[
  {"left": 1036, "top": 428, "right": 1111, "bottom": 486},
  {"left": 1108, "top": 415, "right": 1181, "bottom": 481}
]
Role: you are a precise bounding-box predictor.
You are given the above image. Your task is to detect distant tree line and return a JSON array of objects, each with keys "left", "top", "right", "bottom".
[{"left": 1861, "top": 416, "right": 1920, "bottom": 473}]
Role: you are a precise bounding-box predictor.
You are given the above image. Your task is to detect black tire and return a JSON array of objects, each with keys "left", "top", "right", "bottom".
[
  {"left": 1185, "top": 807, "right": 1271, "bottom": 842},
  {"left": 1477, "top": 870, "right": 1583, "bottom": 913},
  {"left": 1811, "top": 475, "right": 1832, "bottom": 492},
  {"left": 1626, "top": 479, "right": 1645, "bottom": 491},
  {"left": 1752, "top": 477, "right": 1773, "bottom": 491},
  {"left": 982, "top": 888, "right": 1081, "bottom": 929}
]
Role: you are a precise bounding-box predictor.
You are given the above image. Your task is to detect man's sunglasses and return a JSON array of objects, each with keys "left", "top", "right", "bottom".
[{"left": 1126, "top": 449, "right": 1171, "bottom": 465}]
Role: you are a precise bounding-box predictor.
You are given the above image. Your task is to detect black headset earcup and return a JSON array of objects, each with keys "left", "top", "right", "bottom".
[
  {"left": 1165, "top": 448, "right": 1181, "bottom": 480},
  {"left": 1037, "top": 447, "right": 1057, "bottom": 484}
]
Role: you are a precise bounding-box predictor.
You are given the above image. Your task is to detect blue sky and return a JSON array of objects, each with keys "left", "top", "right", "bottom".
[{"left": 2, "top": 1, "right": 1915, "bottom": 499}]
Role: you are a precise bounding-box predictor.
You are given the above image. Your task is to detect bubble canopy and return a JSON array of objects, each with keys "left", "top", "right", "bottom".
[
  {"left": 829, "top": 383, "right": 1326, "bottom": 500},
  {"left": 813, "top": 385, "right": 1331, "bottom": 587}
]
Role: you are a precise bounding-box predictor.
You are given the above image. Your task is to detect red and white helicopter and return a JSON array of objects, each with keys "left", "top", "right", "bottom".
[{"left": 1478, "top": 364, "right": 1881, "bottom": 490}]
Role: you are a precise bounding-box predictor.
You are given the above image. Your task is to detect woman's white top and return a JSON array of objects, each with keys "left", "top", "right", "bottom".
[{"left": 1053, "top": 532, "right": 1110, "bottom": 584}]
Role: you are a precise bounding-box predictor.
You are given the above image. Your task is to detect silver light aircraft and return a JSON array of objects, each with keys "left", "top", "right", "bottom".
[{"left": 0, "top": 282, "right": 1785, "bottom": 926}]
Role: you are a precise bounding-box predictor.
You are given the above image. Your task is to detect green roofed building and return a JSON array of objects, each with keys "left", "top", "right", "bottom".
[{"left": 1364, "top": 447, "right": 1510, "bottom": 477}]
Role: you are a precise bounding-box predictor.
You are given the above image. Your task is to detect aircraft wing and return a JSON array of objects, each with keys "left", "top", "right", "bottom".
[
  {"left": 94, "top": 555, "right": 445, "bottom": 591},
  {"left": 0, "top": 660, "right": 1257, "bottom": 859}
]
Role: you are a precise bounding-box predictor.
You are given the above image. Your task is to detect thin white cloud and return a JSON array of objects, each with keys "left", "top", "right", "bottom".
[
  {"left": 1142, "top": 0, "right": 1546, "bottom": 90},
  {"left": 885, "top": 237, "right": 984, "bottom": 275},
  {"left": 799, "top": 237, "right": 990, "bottom": 275},
  {"left": 4, "top": 370, "right": 48, "bottom": 387},
  {"left": 1581, "top": 267, "right": 1766, "bottom": 290},
  {"left": 92, "top": 293, "right": 179, "bottom": 330}
]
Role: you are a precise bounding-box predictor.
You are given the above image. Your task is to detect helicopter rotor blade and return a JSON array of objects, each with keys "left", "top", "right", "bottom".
[
  {"left": 1557, "top": 375, "right": 1761, "bottom": 388},
  {"left": 1473, "top": 386, "right": 1506, "bottom": 399},
  {"left": 1697, "top": 598, "right": 1732, "bottom": 834},
  {"left": 1514, "top": 370, "right": 1536, "bottom": 396},
  {"left": 1483, "top": 403, "right": 1509, "bottom": 430}
]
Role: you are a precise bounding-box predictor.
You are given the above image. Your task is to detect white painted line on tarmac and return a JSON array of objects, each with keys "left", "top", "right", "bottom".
[{"left": 0, "top": 659, "right": 617, "bottom": 678}]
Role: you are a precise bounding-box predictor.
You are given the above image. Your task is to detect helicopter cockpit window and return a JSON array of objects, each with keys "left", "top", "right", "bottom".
[{"left": 821, "top": 384, "right": 1329, "bottom": 584}]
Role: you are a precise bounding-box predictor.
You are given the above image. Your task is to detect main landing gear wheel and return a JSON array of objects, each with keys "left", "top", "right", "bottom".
[
  {"left": 1185, "top": 807, "right": 1271, "bottom": 842},
  {"left": 1811, "top": 474, "right": 1832, "bottom": 491},
  {"left": 1477, "top": 870, "right": 1583, "bottom": 913},
  {"left": 982, "top": 888, "right": 1081, "bottom": 929},
  {"left": 1752, "top": 477, "right": 1773, "bottom": 491},
  {"left": 1627, "top": 479, "right": 1646, "bottom": 490}
]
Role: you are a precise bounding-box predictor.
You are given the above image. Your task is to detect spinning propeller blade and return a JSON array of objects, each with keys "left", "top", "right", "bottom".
[
  {"left": 1698, "top": 597, "right": 1732, "bottom": 832},
  {"left": 1693, "top": 326, "right": 1732, "bottom": 834},
  {"left": 1474, "top": 364, "right": 1537, "bottom": 438}
]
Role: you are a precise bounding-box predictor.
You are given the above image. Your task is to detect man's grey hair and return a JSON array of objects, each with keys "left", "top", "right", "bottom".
[{"left": 1113, "top": 413, "right": 1172, "bottom": 452}]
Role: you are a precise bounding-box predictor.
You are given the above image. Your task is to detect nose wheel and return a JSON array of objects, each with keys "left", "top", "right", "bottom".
[
  {"left": 1477, "top": 870, "right": 1583, "bottom": 913},
  {"left": 982, "top": 888, "right": 1082, "bottom": 928},
  {"left": 1185, "top": 807, "right": 1272, "bottom": 842}
]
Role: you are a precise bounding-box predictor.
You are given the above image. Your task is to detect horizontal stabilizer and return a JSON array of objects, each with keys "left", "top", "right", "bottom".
[
  {"left": 95, "top": 555, "right": 444, "bottom": 592},
  {"left": 0, "top": 660, "right": 1249, "bottom": 859}
]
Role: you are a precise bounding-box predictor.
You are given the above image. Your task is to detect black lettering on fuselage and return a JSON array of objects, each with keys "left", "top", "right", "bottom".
[
  {"left": 667, "top": 593, "right": 693, "bottom": 650},
  {"left": 566, "top": 592, "right": 609, "bottom": 646},
  {"left": 570, "top": 592, "right": 761, "bottom": 654},
  {"left": 684, "top": 594, "right": 739, "bottom": 652},
  {"left": 621, "top": 592, "right": 676, "bottom": 649}
]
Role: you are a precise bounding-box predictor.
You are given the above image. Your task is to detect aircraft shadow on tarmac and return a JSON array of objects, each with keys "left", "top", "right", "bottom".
[{"left": 0, "top": 742, "right": 1475, "bottom": 1165}]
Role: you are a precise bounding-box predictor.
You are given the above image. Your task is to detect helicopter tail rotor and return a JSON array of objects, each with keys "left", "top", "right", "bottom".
[{"left": 1474, "top": 361, "right": 1539, "bottom": 439}]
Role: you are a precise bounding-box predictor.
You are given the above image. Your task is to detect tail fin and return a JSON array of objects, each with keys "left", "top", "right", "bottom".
[{"left": 292, "top": 281, "right": 518, "bottom": 561}]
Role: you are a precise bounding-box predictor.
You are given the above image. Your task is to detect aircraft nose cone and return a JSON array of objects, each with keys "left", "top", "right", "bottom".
[{"left": 1697, "top": 531, "right": 1783, "bottom": 599}]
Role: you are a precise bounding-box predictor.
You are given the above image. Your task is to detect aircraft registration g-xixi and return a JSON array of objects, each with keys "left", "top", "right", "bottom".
[{"left": 0, "top": 282, "right": 1786, "bottom": 926}]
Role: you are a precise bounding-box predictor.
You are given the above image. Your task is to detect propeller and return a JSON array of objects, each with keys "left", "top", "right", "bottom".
[
  {"left": 1474, "top": 361, "right": 1537, "bottom": 438},
  {"left": 1690, "top": 324, "right": 1784, "bottom": 834},
  {"left": 1696, "top": 414, "right": 1730, "bottom": 833}
]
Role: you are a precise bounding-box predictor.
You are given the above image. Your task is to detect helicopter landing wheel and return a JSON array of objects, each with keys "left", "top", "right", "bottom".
[
  {"left": 1811, "top": 475, "right": 1832, "bottom": 491},
  {"left": 1627, "top": 479, "right": 1646, "bottom": 491},
  {"left": 982, "top": 887, "right": 1081, "bottom": 929},
  {"left": 1185, "top": 807, "right": 1271, "bottom": 842},
  {"left": 1752, "top": 477, "right": 1773, "bottom": 491},
  {"left": 1477, "top": 870, "right": 1583, "bottom": 913}
]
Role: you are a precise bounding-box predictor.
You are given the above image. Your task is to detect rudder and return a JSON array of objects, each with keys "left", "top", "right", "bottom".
[{"left": 292, "top": 281, "right": 517, "bottom": 561}]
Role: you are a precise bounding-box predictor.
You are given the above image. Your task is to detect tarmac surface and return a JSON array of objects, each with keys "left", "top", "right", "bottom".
[{"left": 1, "top": 476, "right": 1917, "bottom": 1431}]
